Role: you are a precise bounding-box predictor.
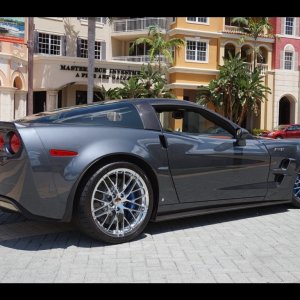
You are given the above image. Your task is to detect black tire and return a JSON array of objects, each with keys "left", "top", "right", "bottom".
[{"left": 74, "top": 161, "right": 154, "bottom": 244}]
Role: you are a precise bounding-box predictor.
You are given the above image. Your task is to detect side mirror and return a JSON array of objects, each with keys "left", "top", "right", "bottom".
[{"left": 235, "top": 128, "right": 249, "bottom": 146}]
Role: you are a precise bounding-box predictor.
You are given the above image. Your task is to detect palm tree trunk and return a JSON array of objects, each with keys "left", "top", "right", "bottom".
[
  {"left": 238, "top": 103, "right": 248, "bottom": 126},
  {"left": 158, "top": 49, "right": 161, "bottom": 73},
  {"left": 87, "top": 17, "right": 95, "bottom": 104}
]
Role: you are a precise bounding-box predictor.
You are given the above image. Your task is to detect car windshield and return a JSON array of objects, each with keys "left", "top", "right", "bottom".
[{"left": 274, "top": 125, "right": 288, "bottom": 130}]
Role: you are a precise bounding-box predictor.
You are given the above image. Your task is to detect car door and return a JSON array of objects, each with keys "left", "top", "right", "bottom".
[
  {"left": 155, "top": 106, "right": 270, "bottom": 203},
  {"left": 285, "top": 126, "right": 297, "bottom": 138},
  {"left": 294, "top": 125, "right": 300, "bottom": 138}
]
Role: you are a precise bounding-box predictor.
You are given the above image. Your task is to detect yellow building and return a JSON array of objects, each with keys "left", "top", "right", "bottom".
[{"left": 167, "top": 17, "right": 274, "bottom": 130}]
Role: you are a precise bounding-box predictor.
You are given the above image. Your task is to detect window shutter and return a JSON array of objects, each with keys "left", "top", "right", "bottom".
[
  {"left": 61, "top": 35, "right": 67, "bottom": 56},
  {"left": 34, "top": 31, "right": 39, "bottom": 53},
  {"left": 280, "top": 50, "right": 284, "bottom": 69},
  {"left": 281, "top": 17, "right": 285, "bottom": 34},
  {"left": 77, "top": 38, "right": 81, "bottom": 57},
  {"left": 294, "top": 52, "right": 298, "bottom": 71},
  {"left": 101, "top": 41, "right": 106, "bottom": 60},
  {"left": 295, "top": 18, "right": 299, "bottom": 36}
]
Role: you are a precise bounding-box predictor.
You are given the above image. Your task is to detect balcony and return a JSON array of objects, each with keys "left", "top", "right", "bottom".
[
  {"left": 224, "top": 25, "right": 245, "bottom": 34},
  {"left": 112, "top": 18, "right": 167, "bottom": 33},
  {"left": 243, "top": 62, "right": 269, "bottom": 75},
  {"left": 112, "top": 55, "right": 168, "bottom": 64}
]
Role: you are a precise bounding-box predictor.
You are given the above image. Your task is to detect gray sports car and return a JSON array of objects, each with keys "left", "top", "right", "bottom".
[{"left": 1, "top": 99, "right": 300, "bottom": 244}]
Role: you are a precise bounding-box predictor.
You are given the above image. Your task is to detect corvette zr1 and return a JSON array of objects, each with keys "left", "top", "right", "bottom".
[{"left": 1, "top": 99, "right": 300, "bottom": 243}]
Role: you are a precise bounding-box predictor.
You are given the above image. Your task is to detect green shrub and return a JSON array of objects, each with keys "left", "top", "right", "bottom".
[{"left": 252, "top": 128, "right": 268, "bottom": 136}]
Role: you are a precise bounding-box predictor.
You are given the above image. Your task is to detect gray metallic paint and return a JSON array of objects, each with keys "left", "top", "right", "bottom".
[{"left": 1, "top": 99, "right": 300, "bottom": 222}]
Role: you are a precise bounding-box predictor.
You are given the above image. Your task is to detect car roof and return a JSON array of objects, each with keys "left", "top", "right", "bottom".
[{"left": 105, "top": 98, "right": 204, "bottom": 108}]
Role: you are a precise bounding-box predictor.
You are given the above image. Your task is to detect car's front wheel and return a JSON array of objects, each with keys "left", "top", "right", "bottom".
[
  {"left": 292, "top": 174, "right": 300, "bottom": 208},
  {"left": 74, "top": 162, "right": 153, "bottom": 244}
]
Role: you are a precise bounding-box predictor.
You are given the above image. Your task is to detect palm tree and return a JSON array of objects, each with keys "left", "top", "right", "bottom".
[
  {"left": 87, "top": 17, "right": 115, "bottom": 104},
  {"left": 232, "top": 17, "right": 273, "bottom": 69},
  {"left": 87, "top": 17, "right": 96, "bottom": 104},
  {"left": 130, "top": 25, "right": 185, "bottom": 73},
  {"left": 197, "top": 52, "right": 270, "bottom": 124},
  {"left": 236, "top": 68, "right": 270, "bottom": 126}
]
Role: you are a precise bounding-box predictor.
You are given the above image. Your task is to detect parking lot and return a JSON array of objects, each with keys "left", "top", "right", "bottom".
[{"left": 1, "top": 204, "right": 300, "bottom": 283}]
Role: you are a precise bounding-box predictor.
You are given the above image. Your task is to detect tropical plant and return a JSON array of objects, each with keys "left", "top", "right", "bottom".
[
  {"left": 130, "top": 25, "right": 185, "bottom": 73},
  {"left": 94, "top": 85, "right": 122, "bottom": 101},
  {"left": 236, "top": 68, "right": 270, "bottom": 125},
  {"left": 118, "top": 77, "right": 146, "bottom": 99},
  {"left": 197, "top": 53, "right": 271, "bottom": 125},
  {"left": 232, "top": 17, "right": 273, "bottom": 69}
]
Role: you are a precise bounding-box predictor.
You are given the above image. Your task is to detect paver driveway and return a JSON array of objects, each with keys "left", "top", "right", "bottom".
[{"left": 1, "top": 204, "right": 300, "bottom": 283}]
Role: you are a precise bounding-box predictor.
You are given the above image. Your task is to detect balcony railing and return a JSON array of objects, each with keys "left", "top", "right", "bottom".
[
  {"left": 257, "top": 63, "right": 268, "bottom": 75},
  {"left": 112, "top": 55, "right": 168, "bottom": 63},
  {"left": 243, "top": 62, "right": 268, "bottom": 75},
  {"left": 224, "top": 25, "right": 245, "bottom": 34},
  {"left": 113, "top": 18, "right": 167, "bottom": 33}
]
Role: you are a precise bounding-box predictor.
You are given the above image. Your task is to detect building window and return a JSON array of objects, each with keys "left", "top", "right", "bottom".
[
  {"left": 38, "top": 33, "right": 61, "bottom": 55},
  {"left": 186, "top": 40, "right": 208, "bottom": 62},
  {"left": 80, "top": 39, "right": 102, "bottom": 60},
  {"left": 285, "top": 17, "right": 295, "bottom": 35},
  {"left": 186, "top": 17, "right": 208, "bottom": 24},
  {"left": 129, "top": 42, "right": 150, "bottom": 56},
  {"left": 284, "top": 51, "right": 294, "bottom": 70},
  {"left": 80, "top": 17, "right": 104, "bottom": 23}
]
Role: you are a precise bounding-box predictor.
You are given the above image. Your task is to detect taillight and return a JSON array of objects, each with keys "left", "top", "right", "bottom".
[
  {"left": 0, "top": 133, "right": 4, "bottom": 151},
  {"left": 8, "top": 132, "right": 21, "bottom": 154}
]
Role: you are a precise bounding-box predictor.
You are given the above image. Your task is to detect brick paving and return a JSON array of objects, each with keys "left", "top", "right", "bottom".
[{"left": 1, "top": 204, "right": 300, "bottom": 283}]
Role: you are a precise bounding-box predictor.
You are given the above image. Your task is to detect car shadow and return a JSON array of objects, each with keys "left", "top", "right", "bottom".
[{"left": 0, "top": 204, "right": 292, "bottom": 251}]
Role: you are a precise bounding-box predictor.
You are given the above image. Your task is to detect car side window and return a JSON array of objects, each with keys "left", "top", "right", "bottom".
[
  {"left": 52, "top": 104, "right": 143, "bottom": 129},
  {"left": 156, "top": 109, "right": 233, "bottom": 139}
]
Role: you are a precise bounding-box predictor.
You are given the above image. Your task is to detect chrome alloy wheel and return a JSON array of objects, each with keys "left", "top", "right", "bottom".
[
  {"left": 91, "top": 168, "right": 149, "bottom": 237},
  {"left": 293, "top": 174, "right": 300, "bottom": 199}
]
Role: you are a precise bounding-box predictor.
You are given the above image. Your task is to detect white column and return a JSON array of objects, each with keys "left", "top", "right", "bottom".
[
  {"left": 14, "top": 90, "right": 27, "bottom": 120},
  {"left": 46, "top": 90, "right": 58, "bottom": 111},
  {"left": 0, "top": 87, "right": 15, "bottom": 121}
]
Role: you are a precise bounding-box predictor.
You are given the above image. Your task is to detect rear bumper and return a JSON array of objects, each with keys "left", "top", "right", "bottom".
[{"left": 0, "top": 194, "right": 61, "bottom": 221}]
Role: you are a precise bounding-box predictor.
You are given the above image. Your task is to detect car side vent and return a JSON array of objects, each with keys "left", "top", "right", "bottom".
[
  {"left": 274, "top": 174, "right": 284, "bottom": 184},
  {"left": 279, "top": 158, "right": 290, "bottom": 170}
]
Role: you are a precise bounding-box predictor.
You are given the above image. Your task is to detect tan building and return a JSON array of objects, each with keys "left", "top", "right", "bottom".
[{"left": 32, "top": 17, "right": 143, "bottom": 113}]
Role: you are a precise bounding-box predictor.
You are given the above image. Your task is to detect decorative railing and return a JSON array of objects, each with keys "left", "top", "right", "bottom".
[
  {"left": 112, "top": 18, "right": 167, "bottom": 32},
  {"left": 224, "top": 25, "right": 245, "bottom": 34},
  {"left": 243, "top": 62, "right": 268, "bottom": 75},
  {"left": 112, "top": 55, "right": 168, "bottom": 63},
  {"left": 257, "top": 63, "right": 268, "bottom": 75}
]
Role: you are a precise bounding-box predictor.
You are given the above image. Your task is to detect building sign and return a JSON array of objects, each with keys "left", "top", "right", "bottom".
[
  {"left": 0, "top": 17, "right": 25, "bottom": 44},
  {"left": 60, "top": 64, "right": 140, "bottom": 80}
]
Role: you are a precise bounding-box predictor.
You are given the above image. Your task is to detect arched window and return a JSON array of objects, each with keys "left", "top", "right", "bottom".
[
  {"left": 13, "top": 76, "right": 23, "bottom": 90},
  {"left": 257, "top": 46, "right": 268, "bottom": 64},
  {"left": 224, "top": 43, "right": 236, "bottom": 59},
  {"left": 283, "top": 44, "right": 295, "bottom": 70}
]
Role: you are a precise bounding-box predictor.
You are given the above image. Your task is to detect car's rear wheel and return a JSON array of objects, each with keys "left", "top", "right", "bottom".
[
  {"left": 292, "top": 174, "right": 300, "bottom": 208},
  {"left": 74, "top": 162, "right": 153, "bottom": 244}
]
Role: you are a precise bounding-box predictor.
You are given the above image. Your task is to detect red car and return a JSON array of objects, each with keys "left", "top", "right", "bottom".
[{"left": 262, "top": 124, "right": 300, "bottom": 139}]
